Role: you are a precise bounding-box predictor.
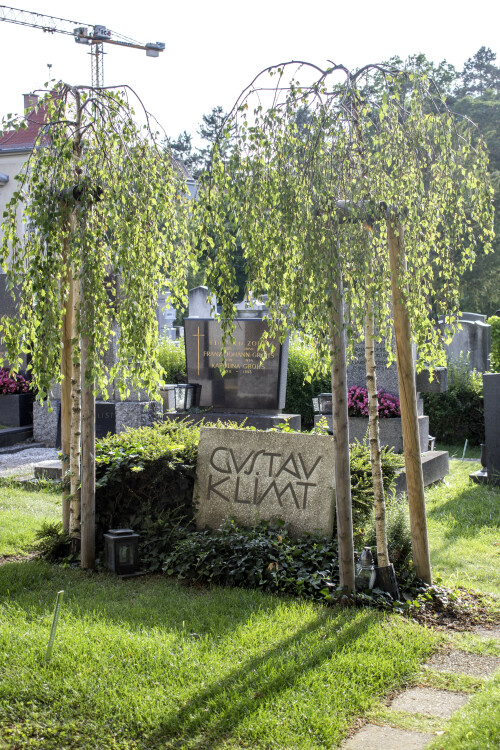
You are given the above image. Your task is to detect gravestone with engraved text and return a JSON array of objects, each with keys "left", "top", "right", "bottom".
[{"left": 195, "top": 427, "right": 335, "bottom": 536}]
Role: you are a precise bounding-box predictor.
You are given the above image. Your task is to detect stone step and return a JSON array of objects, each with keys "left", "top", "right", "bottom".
[
  {"left": 0, "top": 426, "right": 33, "bottom": 448},
  {"left": 34, "top": 460, "right": 62, "bottom": 480},
  {"left": 389, "top": 687, "right": 469, "bottom": 718},
  {"left": 343, "top": 724, "right": 434, "bottom": 749}
]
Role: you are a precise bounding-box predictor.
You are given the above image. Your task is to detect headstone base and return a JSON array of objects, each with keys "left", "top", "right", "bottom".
[
  {"left": 394, "top": 450, "right": 449, "bottom": 496},
  {"left": 164, "top": 410, "right": 301, "bottom": 431},
  {"left": 469, "top": 468, "right": 499, "bottom": 486}
]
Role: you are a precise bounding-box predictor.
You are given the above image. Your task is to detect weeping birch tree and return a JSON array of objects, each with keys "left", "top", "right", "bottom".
[
  {"left": 0, "top": 85, "right": 193, "bottom": 567},
  {"left": 198, "top": 62, "right": 493, "bottom": 591}
]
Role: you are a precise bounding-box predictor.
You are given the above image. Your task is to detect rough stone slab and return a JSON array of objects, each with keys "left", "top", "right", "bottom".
[
  {"left": 194, "top": 427, "right": 335, "bottom": 537},
  {"left": 390, "top": 687, "right": 469, "bottom": 718},
  {"left": 34, "top": 460, "right": 62, "bottom": 480},
  {"left": 343, "top": 724, "right": 434, "bottom": 749},
  {"left": 114, "top": 401, "right": 163, "bottom": 433},
  {"left": 427, "top": 650, "right": 500, "bottom": 678}
]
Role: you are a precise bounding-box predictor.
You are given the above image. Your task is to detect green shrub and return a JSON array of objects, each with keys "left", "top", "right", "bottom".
[
  {"left": 363, "top": 498, "right": 415, "bottom": 584},
  {"left": 95, "top": 420, "right": 200, "bottom": 569},
  {"left": 163, "top": 520, "right": 339, "bottom": 600},
  {"left": 32, "top": 520, "right": 72, "bottom": 562},
  {"left": 158, "top": 337, "right": 186, "bottom": 383},
  {"left": 422, "top": 357, "right": 484, "bottom": 445},
  {"left": 284, "top": 335, "right": 330, "bottom": 428},
  {"left": 489, "top": 315, "right": 500, "bottom": 372},
  {"left": 348, "top": 442, "right": 405, "bottom": 544}
]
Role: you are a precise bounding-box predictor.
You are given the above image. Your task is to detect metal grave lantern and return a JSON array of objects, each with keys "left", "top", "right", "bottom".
[
  {"left": 312, "top": 393, "right": 333, "bottom": 415},
  {"left": 104, "top": 529, "right": 140, "bottom": 575},
  {"left": 174, "top": 383, "right": 201, "bottom": 411}
]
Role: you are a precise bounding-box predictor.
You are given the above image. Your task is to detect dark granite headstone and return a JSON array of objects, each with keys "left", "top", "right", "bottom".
[
  {"left": 484, "top": 373, "right": 500, "bottom": 485},
  {"left": 55, "top": 401, "right": 116, "bottom": 448},
  {"left": 184, "top": 318, "right": 288, "bottom": 411}
]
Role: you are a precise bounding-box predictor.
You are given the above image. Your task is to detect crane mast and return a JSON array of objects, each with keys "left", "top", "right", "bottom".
[{"left": 0, "top": 4, "right": 165, "bottom": 87}]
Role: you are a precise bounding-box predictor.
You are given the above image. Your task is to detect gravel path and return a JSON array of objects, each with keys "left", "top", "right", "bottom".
[{"left": 0, "top": 445, "right": 58, "bottom": 478}]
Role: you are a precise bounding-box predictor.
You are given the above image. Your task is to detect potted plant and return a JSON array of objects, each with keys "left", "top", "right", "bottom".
[{"left": 0, "top": 368, "right": 33, "bottom": 427}]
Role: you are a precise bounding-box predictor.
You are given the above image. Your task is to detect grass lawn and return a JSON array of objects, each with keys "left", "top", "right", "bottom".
[
  {"left": 0, "top": 464, "right": 499, "bottom": 749},
  {"left": 0, "top": 482, "right": 60, "bottom": 556},
  {"left": 426, "top": 461, "right": 500, "bottom": 598},
  {"left": 435, "top": 442, "right": 481, "bottom": 460}
]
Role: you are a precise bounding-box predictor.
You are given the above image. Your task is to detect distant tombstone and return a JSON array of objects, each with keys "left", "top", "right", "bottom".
[
  {"left": 439, "top": 313, "right": 491, "bottom": 373},
  {"left": 483, "top": 373, "right": 500, "bottom": 486},
  {"left": 184, "top": 288, "right": 289, "bottom": 412},
  {"left": 194, "top": 427, "right": 335, "bottom": 537},
  {"left": 347, "top": 340, "right": 401, "bottom": 396},
  {"left": 156, "top": 290, "right": 177, "bottom": 336},
  {"left": 188, "top": 286, "right": 217, "bottom": 319}
]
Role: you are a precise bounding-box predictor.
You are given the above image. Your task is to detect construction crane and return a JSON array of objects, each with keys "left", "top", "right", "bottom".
[{"left": 0, "top": 4, "right": 165, "bottom": 87}]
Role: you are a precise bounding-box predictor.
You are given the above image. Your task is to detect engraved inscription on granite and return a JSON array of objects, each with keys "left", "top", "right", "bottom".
[
  {"left": 195, "top": 428, "right": 335, "bottom": 536},
  {"left": 184, "top": 319, "right": 286, "bottom": 410}
]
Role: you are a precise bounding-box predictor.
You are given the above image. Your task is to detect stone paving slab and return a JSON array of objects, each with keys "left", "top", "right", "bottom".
[
  {"left": 343, "top": 724, "right": 434, "bottom": 749},
  {"left": 390, "top": 687, "right": 469, "bottom": 718},
  {"left": 473, "top": 625, "right": 500, "bottom": 640},
  {"left": 427, "top": 650, "right": 500, "bottom": 678}
]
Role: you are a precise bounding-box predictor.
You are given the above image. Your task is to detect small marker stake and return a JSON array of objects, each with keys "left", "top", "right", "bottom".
[
  {"left": 462, "top": 439, "right": 468, "bottom": 462},
  {"left": 44, "top": 590, "right": 64, "bottom": 662}
]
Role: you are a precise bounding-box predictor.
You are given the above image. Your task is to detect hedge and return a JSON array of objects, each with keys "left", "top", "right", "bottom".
[{"left": 422, "top": 359, "right": 484, "bottom": 445}]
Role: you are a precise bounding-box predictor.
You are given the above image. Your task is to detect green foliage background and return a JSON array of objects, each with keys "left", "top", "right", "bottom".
[
  {"left": 489, "top": 316, "right": 500, "bottom": 371},
  {"left": 422, "top": 359, "right": 484, "bottom": 445}
]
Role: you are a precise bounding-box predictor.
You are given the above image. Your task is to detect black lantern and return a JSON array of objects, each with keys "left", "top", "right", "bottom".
[
  {"left": 312, "top": 393, "right": 333, "bottom": 415},
  {"left": 104, "top": 529, "right": 140, "bottom": 576},
  {"left": 174, "top": 383, "right": 201, "bottom": 411}
]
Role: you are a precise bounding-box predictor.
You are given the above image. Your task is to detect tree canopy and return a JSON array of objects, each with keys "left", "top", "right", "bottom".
[
  {"left": 198, "top": 63, "right": 493, "bottom": 369},
  {"left": 0, "top": 84, "right": 194, "bottom": 399}
]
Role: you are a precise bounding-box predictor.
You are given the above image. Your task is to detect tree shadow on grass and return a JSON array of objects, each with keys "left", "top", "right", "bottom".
[
  {"left": 0, "top": 559, "right": 323, "bottom": 640},
  {"left": 427, "top": 481, "right": 500, "bottom": 540},
  {"left": 145, "top": 609, "right": 378, "bottom": 750}
]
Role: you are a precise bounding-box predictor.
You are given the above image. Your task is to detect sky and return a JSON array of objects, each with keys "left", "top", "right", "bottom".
[{"left": 1, "top": 0, "right": 500, "bottom": 145}]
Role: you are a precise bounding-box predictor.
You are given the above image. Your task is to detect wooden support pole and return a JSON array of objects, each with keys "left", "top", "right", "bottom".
[
  {"left": 69, "top": 269, "right": 82, "bottom": 551},
  {"left": 61, "top": 241, "right": 73, "bottom": 534},
  {"left": 387, "top": 220, "right": 432, "bottom": 584},
  {"left": 80, "top": 327, "right": 95, "bottom": 570},
  {"left": 330, "top": 263, "right": 355, "bottom": 593}
]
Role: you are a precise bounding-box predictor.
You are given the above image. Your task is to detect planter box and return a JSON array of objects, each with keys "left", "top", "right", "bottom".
[
  {"left": 314, "top": 414, "right": 429, "bottom": 453},
  {"left": 0, "top": 392, "right": 33, "bottom": 427}
]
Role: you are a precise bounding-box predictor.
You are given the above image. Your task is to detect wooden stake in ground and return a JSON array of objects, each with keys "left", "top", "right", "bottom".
[
  {"left": 387, "top": 219, "right": 432, "bottom": 584},
  {"left": 69, "top": 268, "right": 82, "bottom": 552},
  {"left": 330, "top": 262, "right": 355, "bottom": 593},
  {"left": 80, "top": 325, "right": 95, "bottom": 569}
]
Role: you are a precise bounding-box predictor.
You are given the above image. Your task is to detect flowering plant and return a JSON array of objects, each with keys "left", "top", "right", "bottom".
[
  {"left": 347, "top": 385, "right": 400, "bottom": 419},
  {"left": 0, "top": 368, "right": 30, "bottom": 395}
]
